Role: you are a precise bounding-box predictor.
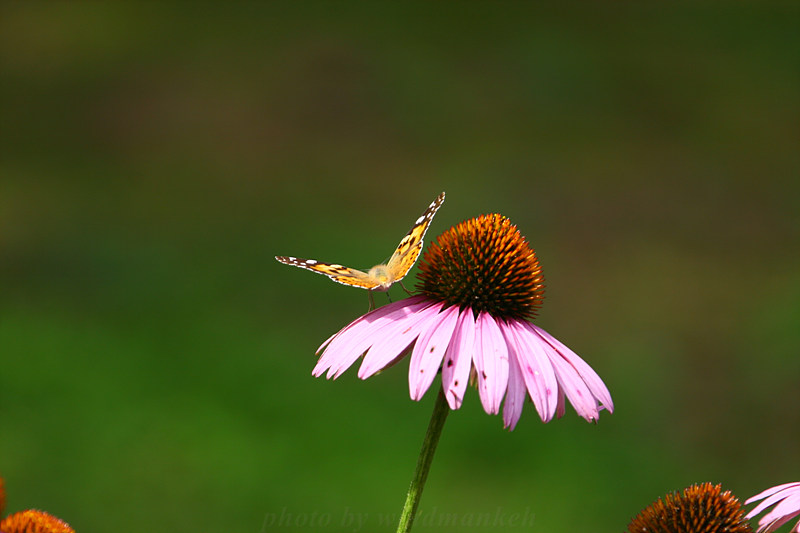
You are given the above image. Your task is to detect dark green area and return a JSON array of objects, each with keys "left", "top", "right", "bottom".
[{"left": 1, "top": 4, "right": 798, "bottom": 532}]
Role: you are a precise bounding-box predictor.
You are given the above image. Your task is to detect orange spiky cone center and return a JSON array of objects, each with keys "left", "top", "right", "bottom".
[{"left": 417, "top": 214, "right": 545, "bottom": 321}]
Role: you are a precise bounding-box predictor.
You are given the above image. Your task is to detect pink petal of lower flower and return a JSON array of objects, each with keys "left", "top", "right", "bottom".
[
  {"left": 358, "top": 300, "right": 441, "bottom": 379},
  {"left": 531, "top": 323, "right": 614, "bottom": 413},
  {"left": 764, "top": 492, "right": 800, "bottom": 532},
  {"left": 747, "top": 483, "right": 800, "bottom": 533},
  {"left": 441, "top": 308, "right": 475, "bottom": 410},
  {"left": 502, "top": 345, "right": 526, "bottom": 430},
  {"left": 409, "top": 303, "right": 458, "bottom": 401},
  {"left": 473, "top": 312, "right": 509, "bottom": 415},
  {"left": 508, "top": 321, "right": 558, "bottom": 422},
  {"left": 747, "top": 483, "right": 800, "bottom": 507}
]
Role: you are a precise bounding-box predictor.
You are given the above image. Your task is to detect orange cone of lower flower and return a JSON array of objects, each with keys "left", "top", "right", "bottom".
[
  {"left": 0, "top": 477, "right": 75, "bottom": 533},
  {"left": 627, "top": 483, "right": 753, "bottom": 533},
  {"left": 1, "top": 509, "right": 75, "bottom": 533}
]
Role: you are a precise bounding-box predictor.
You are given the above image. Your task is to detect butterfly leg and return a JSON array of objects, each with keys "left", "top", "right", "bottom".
[
  {"left": 368, "top": 290, "right": 375, "bottom": 312},
  {"left": 399, "top": 280, "right": 416, "bottom": 295}
]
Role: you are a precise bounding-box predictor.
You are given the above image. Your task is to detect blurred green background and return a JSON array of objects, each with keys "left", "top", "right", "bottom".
[{"left": 1, "top": 3, "right": 798, "bottom": 532}]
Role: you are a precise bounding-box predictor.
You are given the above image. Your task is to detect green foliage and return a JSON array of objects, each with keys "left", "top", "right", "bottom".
[{"left": 1, "top": 4, "right": 798, "bottom": 532}]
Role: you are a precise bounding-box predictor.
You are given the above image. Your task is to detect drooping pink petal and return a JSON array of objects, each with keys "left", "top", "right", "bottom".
[
  {"left": 358, "top": 300, "right": 442, "bottom": 379},
  {"left": 522, "top": 322, "right": 597, "bottom": 420},
  {"left": 502, "top": 342, "right": 526, "bottom": 430},
  {"left": 555, "top": 388, "right": 566, "bottom": 419},
  {"left": 473, "top": 312, "right": 509, "bottom": 415},
  {"left": 507, "top": 320, "right": 558, "bottom": 422},
  {"left": 441, "top": 308, "right": 475, "bottom": 410},
  {"left": 531, "top": 323, "right": 614, "bottom": 414},
  {"left": 409, "top": 304, "right": 459, "bottom": 401},
  {"left": 313, "top": 296, "right": 429, "bottom": 379},
  {"left": 526, "top": 323, "right": 607, "bottom": 421},
  {"left": 544, "top": 343, "right": 599, "bottom": 422}
]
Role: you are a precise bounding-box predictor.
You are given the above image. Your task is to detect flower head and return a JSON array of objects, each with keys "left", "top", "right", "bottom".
[
  {"left": 627, "top": 483, "right": 753, "bottom": 533},
  {"left": 746, "top": 482, "right": 800, "bottom": 533},
  {"left": 313, "top": 214, "right": 613, "bottom": 429}
]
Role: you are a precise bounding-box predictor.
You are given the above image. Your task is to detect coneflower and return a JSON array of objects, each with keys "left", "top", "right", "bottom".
[{"left": 314, "top": 213, "right": 613, "bottom": 429}]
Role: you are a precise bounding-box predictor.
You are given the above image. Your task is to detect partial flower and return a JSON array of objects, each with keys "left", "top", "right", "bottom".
[
  {"left": 0, "top": 476, "right": 75, "bottom": 533},
  {"left": 1, "top": 510, "right": 75, "bottom": 533},
  {"left": 313, "top": 214, "right": 613, "bottom": 430},
  {"left": 746, "top": 482, "right": 800, "bottom": 533},
  {"left": 627, "top": 482, "right": 753, "bottom": 533}
]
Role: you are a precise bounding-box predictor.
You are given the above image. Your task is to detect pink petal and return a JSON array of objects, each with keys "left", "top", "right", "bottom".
[
  {"left": 316, "top": 296, "right": 422, "bottom": 355},
  {"left": 313, "top": 296, "right": 428, "bottom": 379},
  {"left": 507, "top": 320, "right": 558, "bottom": 422},
  {"left": 531, "top": 323, "right": 614, "bottom": 413},
  {"left": 315, "top": 308, "right": 381, "bottom": 368},
  {"left": 473, "top": 312, "right": 509, "bottom": 415},
  {"left": 315, "top": 301, "right": 408, "bottom": 377},
  {"left": 317, "top": 326, "right": 345, "bottom": 356},
  {"left": 441, "top": 308, "right": 475, "bottom": 410},
  {"left": 502, "top": 345, "right": 526, "bottom": 430},
  {"left": 408, "top": 303, "right": 459, "bottom": 401},
  {"left": 358, "top": 300, "right": 442, "bottom": 379}
]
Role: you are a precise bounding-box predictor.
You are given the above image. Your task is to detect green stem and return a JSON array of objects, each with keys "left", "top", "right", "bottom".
[{"left": 396, "top": 388, "right": 450, "bottom": 533}]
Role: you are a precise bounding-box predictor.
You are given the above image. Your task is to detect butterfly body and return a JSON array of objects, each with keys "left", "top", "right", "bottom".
[
  {"left": 365, "top": 264, "right": 393, "bottom": 291},
  {"left": 276, "top": 192, "right": 445, "bottom": 291}
]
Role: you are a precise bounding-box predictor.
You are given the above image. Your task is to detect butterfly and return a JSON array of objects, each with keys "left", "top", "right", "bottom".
[{"left": 276, "top": 192, "right": 445, "bottom": 295}]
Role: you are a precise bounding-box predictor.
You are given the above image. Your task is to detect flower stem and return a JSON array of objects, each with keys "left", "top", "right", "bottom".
[{"left": 396, "top": 388, "right": 450, "bottom": 533}]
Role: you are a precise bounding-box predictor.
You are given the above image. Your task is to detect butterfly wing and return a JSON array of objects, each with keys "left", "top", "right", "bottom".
[
  {"left": 386, "top": 191, "right": 446, "bottom": 282},
  {"left": 276, "top": 191, "right": 445, "bottom": 291},
  {"left": 275, "top": 256, "right": 380, "bottom": 289}
]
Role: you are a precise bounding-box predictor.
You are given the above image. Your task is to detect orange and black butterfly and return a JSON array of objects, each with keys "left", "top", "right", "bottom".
[{"left": 276, "top": 192, "right": 445, "bottom": 292}]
